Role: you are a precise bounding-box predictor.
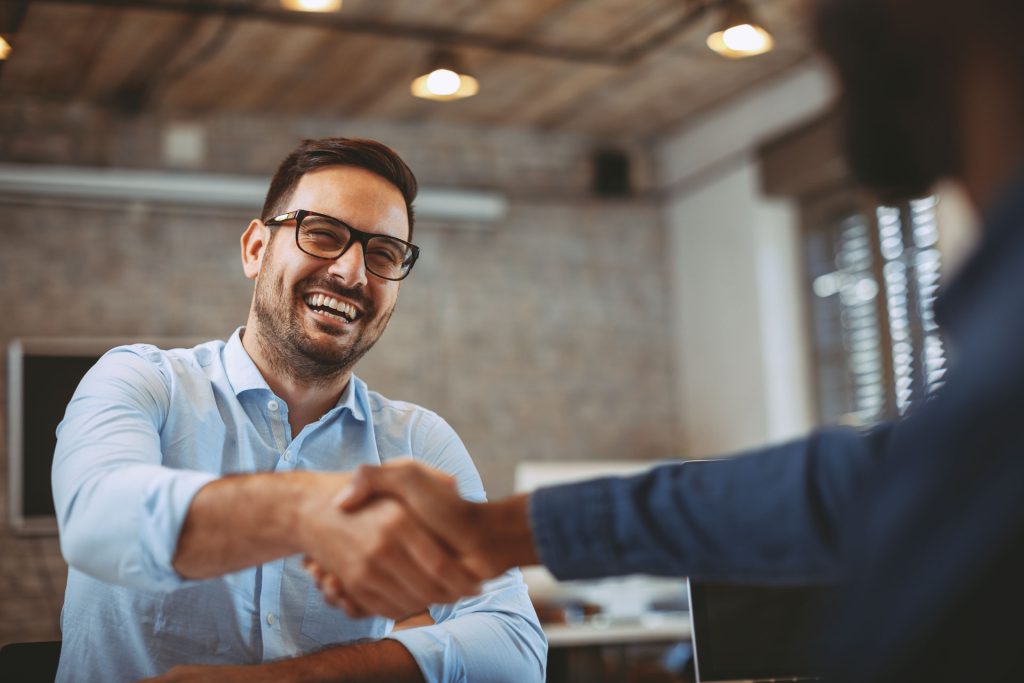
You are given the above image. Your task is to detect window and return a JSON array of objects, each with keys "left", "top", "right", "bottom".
[
  {"left": 803, "top": 194, "right": 946, "bottom": 425},
  {"left": 759, "top": 111, "right": 952, "bottom": 426}
]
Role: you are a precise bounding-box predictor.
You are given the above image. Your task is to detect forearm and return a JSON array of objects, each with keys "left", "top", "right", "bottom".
[
  {"left": 173, "top": 470, "right": 349, "bottom": 579},
  {"left": 529, "top": 427, "right": 891, "bottom": 581},
  {"left": 148, "top": 639, "right": 425, "bottom": 683},
  {"left": 264, "top": 639, "right": 424, "bottom": 683}
]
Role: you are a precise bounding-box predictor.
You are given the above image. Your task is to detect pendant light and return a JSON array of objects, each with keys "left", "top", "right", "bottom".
[
  {"left": 280, "top": 0, "right": 341, "bottom": 12},
  {"left": 411, "top": 50, "right": 479, "bottom": 101},
  {"left": 706, "top": 0, "right": 774, "bottom": 59}
]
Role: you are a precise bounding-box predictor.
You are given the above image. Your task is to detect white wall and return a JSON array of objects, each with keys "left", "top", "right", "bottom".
[
  {"left": 934, "top": 180, "right": 981, "bottom": 278},
  {"left": 657, "top": 60, "right": 836, "bottom": 457}
]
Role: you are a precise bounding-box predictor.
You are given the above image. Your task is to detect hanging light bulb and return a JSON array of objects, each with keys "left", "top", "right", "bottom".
[
  {"left": 280, "top": 0, "right": 341, "bottom": 12},
  {"left": 0, "top": 36, "right": 10, "bottom": 61},
  {"left": 706, "top": 0, "right": 774, "bottom": 59},
  {"left": 411, "top": 50, "right": 479, "bottom": 101}
]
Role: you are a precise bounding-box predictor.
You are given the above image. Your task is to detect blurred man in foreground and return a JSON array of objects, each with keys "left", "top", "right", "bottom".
[{"left": 315, "top": 1, "right": 1024, "bottom": 680}]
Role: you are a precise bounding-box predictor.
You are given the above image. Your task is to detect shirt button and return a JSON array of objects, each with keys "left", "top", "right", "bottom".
[
  {"left": 283, "top": 450, "right": 291, "bottom": 462},
  {"left": 267, "top": 612, "right": 275, "bottom": 626},
  {"left": 267, "top": 400, "right": 279, "bottom": 411}
]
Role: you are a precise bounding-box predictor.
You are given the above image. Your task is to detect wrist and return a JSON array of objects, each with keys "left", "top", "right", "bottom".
[
  {"left": 476, "top": 494, "right": 539, "bottom": 574},
  {"left": 293, "top": 471, "right": 352, "bottom": 557}
]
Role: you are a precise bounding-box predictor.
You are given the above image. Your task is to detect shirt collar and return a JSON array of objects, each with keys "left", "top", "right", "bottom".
[
  {"left": 223, "top": 327, "right": 369, "bottom": 422},
  {"left": 224, "top": 327, "right": 271, "bottom": 396},
  {"left": 333, "top": 372, "right": 369, "bottom": 423}
]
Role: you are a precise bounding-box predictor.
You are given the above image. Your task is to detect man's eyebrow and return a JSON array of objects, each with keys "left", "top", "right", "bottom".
[{"left": 311, "top": 210, "right": 407, "bottom": 240}]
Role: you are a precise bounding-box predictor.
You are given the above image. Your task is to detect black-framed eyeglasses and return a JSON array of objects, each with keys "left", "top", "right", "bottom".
[{"left": 264, "top": 209, "right": 420, "bottom": 281}]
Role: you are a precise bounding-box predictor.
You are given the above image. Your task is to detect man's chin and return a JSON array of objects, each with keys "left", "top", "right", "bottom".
[
  {"left": 847, "top": 148, "right": 944, "bottom": 205},
  {"left": 840, "top": 102, "right": 953, "bottom": 204}
]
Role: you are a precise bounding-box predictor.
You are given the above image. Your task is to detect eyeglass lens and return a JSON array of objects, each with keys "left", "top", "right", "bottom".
[{"left": 298, "top": 214, "right": 413, "bottom": 279}]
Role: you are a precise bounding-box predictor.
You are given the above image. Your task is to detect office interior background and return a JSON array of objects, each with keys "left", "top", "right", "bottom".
[{"left": 0, "top": 0, "right": 980, "bottom": 671}]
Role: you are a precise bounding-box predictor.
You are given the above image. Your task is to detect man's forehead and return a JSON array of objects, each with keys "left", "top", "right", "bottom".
[{"left": 288, "top": 166, "right": 409, "bottom": 238}]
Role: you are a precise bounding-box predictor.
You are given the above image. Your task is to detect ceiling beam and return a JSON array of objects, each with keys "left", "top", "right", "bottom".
[
  {"left": 0, "top": 163, "right": 508, "bottom": 224},
  {"left": 32, "top": 0, "right": 717, "bottom": 66}
]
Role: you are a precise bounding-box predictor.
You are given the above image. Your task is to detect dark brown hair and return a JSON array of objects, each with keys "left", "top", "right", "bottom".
[{"left": 261, "top": 137, "right": 418, "bottom": 240}]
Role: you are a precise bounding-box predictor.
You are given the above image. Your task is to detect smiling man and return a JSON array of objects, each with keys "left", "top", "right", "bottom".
[{"left": 50, "top": 138, "right": 546, "bottom": 683}]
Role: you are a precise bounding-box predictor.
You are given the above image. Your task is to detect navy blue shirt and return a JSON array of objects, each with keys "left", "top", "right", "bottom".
[{"left": 530, "top": 169, "right": 1024, "bottom": 681}]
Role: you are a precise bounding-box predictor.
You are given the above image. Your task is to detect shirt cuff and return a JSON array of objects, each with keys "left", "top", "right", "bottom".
[
  {"left": 528, "top": 477, "right": 623, "bottom": 581},
  {"left": 136, "top": 469, "right": 220, "bottom": 589},
  {"left": 387, "top": 626, "right": 465, "bottom": 683}
]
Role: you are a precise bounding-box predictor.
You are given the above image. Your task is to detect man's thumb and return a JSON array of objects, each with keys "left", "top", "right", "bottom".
[{"left": 333, "top": 466, "right": 376, "bottom": 511}]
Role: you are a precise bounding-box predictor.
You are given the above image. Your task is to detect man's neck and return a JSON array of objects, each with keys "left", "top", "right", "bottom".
[{"left": 240, "top": 327, "right": 351, "bottom": 435}]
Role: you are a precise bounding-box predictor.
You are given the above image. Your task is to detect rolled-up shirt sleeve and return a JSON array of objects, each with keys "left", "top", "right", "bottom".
[
  {"left": 52, "top": 347, "right": 217, "bottom": 591},
  {"left": 383, "top": 410, "right": 547, "bottom": 683},
  {"left": 389, "top": 570, "right": 546, "bottom": 683}
]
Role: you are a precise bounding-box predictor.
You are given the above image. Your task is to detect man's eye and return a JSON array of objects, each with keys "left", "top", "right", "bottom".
[
  {"left": 368, "top": 248, "right": 402, "bottom": 264},
  {"left": 308, "top": 230, "right": 343, "bottom": 242}
]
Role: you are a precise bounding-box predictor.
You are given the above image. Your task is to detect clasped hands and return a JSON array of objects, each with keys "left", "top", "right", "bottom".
[{"left": 300, "top": 461, "right": 512, "bottom": 620}]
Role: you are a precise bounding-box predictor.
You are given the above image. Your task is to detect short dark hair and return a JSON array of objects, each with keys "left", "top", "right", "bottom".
[{"left": 261, "top": 137, "right": 418, "bottom": 240}]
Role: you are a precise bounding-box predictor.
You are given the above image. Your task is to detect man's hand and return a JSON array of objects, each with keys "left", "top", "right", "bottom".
[
  {"left": 306, "top": 461, "right": 539, "bottom": 617},
  {"left": 172, "top": 470, "right": 481, "bottom": 621},
  {"left": 298, "top": 478, "right": 483, "bottom": 620},
  {"left": 339, "top": 463, "right": 500, "bottom": 577}
]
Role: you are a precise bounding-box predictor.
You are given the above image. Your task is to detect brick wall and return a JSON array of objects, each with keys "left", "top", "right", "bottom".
[{"left": 0, "top": 103, "right": 679, "bottom": 646}]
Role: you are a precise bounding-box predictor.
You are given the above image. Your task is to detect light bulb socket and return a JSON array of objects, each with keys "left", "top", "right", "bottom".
[{"left": 720, "top": 0, "right": 757, "bottom": 30}]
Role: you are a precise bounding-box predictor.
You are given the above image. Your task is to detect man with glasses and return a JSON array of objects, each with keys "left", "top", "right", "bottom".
[{"left": 51, "top": 138, "right": 546, "bottom": 683}]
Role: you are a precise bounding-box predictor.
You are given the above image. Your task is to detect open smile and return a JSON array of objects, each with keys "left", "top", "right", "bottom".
[{"left": 303, "top": 293, "right": 361, "bottom": 323}]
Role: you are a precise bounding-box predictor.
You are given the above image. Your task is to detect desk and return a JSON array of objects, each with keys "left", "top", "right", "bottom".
[
  {"left": 544, "top": 612, "right": 691, "bottom": 648},
  {"left": 543, "top": 613, "right": 692, "bottom": 683}
]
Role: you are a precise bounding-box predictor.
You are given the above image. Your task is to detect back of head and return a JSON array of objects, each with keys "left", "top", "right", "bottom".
[{"left": 262, "top": 138, "right": 419, "bottom": 239}]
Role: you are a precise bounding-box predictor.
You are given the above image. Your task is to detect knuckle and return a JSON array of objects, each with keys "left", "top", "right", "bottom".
[
  {"left": 349, "top": 567, "right": 372, "bottom": 590},
  {"left": 426, "top": 555, "right": 450, "bottom": 577},
  {"left": 366, "top": 537, "right": 390, "bottom": 558}
]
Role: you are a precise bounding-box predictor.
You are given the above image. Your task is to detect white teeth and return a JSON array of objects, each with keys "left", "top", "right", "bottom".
[{"left": 305, "top": 293, "right": 358, "bottom": 321}]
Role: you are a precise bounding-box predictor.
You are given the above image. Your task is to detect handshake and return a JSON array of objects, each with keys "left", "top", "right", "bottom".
[{"left": 299, "top": 461, "right": 539, "bottom": 620}]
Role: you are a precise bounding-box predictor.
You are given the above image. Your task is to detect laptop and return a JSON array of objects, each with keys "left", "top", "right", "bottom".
[{"left": 687, "top": 580, "right": 839, "bottom": 683}]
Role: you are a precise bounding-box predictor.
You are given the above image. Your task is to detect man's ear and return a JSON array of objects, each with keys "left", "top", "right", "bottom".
[{"left": 241, "top": 219, "right": 270, "bottom": 280}]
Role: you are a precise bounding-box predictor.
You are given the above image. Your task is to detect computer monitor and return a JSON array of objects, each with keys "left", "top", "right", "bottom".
[{"left": 687, "top": 579, "right": 839, "bottom": 683}]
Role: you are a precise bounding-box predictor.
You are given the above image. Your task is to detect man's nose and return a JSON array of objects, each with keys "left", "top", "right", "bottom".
[{"left": 326, "top": 241, "right": 368, "bottom": 287}]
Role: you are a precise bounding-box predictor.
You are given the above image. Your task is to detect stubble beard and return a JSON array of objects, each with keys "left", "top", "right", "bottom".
[{"left": 250, "top": 259, "right": 395, "bottom": 387}]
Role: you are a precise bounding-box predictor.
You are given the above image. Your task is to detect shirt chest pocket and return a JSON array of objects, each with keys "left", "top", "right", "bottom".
[{"left": 300, "top": 585, "right": 392, "bottom": 646}]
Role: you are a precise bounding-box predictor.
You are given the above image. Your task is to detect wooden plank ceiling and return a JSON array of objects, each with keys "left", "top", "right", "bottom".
[{"left": 0, "top": 0, "right": 813, "bottom": 139}]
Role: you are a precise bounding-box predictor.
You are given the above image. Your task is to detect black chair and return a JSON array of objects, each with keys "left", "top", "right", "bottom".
[{"left": 0, "top": 640, "right": 62, "bottom": 683}]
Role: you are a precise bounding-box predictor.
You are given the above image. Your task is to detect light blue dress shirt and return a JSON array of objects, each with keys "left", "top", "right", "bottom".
[{"left": 51, "top": 328, "right": 546, "bottom": 682}]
